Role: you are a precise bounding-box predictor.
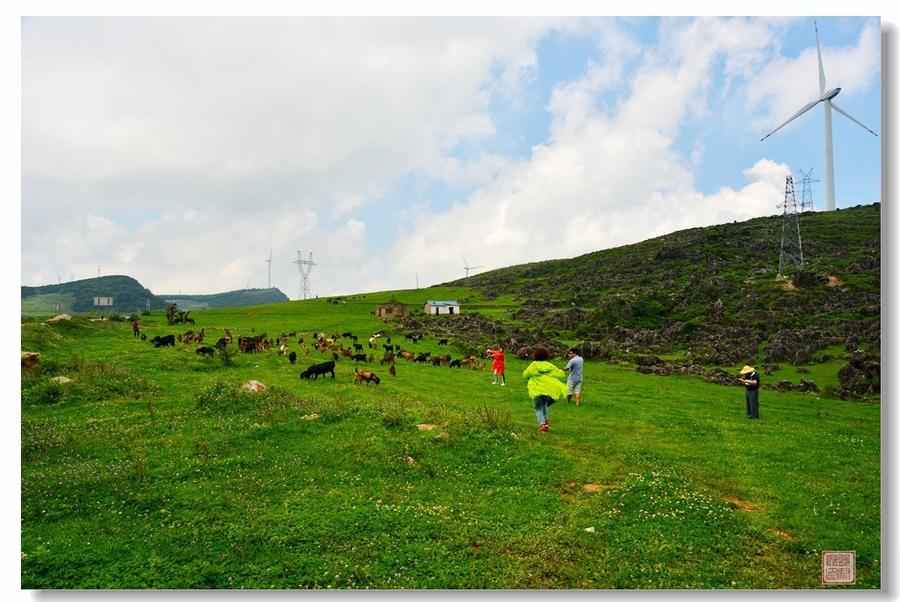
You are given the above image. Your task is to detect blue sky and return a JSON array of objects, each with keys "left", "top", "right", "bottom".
[{"left": 18, "top": 15, "right": 884, "bottom": 297}]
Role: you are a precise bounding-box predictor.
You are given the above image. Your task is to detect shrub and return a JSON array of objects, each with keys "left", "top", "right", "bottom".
[
  {"left": 75, "top": 361, "right": 157, "bottom": 401},
  {"left": 469, "top": 403, "right": 512, "bottom": 431},
  {"left": 381, "top": 398, "right": 409, "bottom": 428},
  {"left": 195, "top": 379, "right": 241, "bottom": 410},
  {"left": 217, "top": 345, "right": 238, "bottom": 367},
  {"left": 22, "top": 379, "right": 65, "bottom": 405}
]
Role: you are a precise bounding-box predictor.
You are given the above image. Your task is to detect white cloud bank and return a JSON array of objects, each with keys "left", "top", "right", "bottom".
[{"left": 21, "top": 17, "right": 878, "bottom": 297}]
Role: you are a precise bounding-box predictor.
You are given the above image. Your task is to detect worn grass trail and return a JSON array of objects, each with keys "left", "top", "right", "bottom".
[{"left": 20, "top": 302, "right": 880, "bottom": 589}]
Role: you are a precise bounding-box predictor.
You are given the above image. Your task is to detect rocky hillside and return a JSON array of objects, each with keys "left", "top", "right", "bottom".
[{"left": 440, "top": 204, "right": 880, "bottom": 368}]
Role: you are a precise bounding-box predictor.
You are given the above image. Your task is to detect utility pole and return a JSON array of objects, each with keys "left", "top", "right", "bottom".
[
  {"left": 266, "top": 249, "right": 272, "bottom": 289},
  {"left": 294, "top": 251, "right": 316, "bottom": 300},
  {"left": 778, "top": 175, "right": 805, "bottom": 277}
]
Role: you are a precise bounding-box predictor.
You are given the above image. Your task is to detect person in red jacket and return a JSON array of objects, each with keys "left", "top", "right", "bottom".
[{"left": 487, "top": 345, "right": 506, "bottom": 386}]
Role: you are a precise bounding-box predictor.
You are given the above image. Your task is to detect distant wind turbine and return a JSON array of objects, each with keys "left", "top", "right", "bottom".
[
  {"left": 761, "top": 20, "right": 877, "bottom": 212},
  {"left": 461, "top": 253, "right": 484, "bottom": 278}
]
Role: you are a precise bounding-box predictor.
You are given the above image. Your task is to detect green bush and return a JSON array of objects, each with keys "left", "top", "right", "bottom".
[
  {"left": 381, "top": 398, "right": 410, "bottom": 428},
  {"left": 22, "top": 379, "right": 65, "bottom": 405},
  {"left": 195, "top": 379, "right": 241, "bottom": 410}
]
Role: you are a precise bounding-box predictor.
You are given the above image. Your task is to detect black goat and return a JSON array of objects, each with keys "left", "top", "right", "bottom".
[
  {"left": 151, "top": 334, "right": 176, "bottom": 348},
  {"left": 300, "top": 361, "right": 336, "bottom": 380}
]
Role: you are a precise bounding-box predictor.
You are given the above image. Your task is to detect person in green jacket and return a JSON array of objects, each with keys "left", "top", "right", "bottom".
[{"left": 522, "top": 347, "right": 568, "bottom": 433}]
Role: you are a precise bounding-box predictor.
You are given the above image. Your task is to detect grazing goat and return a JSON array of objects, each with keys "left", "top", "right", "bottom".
[
  {"left": 414, "top": 353, "right": 430, "bottom": 363},
  {"left": 151, "top": 334, "right": 176, "bottom": 348},
  {"left": 238, "top": 333, "right": 267, "bottom": 353},
  {"left": 399, "top": 351, "right": 415, "bottom": 361},
  {"left": 288, "top": 351, "right": 297, "bottom": 364},
  {"left": 353, "top": 343, "right": 364, "bottom": 353},
  {"left": 215, "top": 337, "right": 229, "bottom": 348},
  {"left": 195, "top": 346, "right": 215, "bottom": 356},
  {"left": 354, "top": 368, "right": 380, "bottom": 385},
  {"left": 381, "top": 352, "right": 395, "bottom": 365},
  {"left": 438, "top": 338, "right": 449, "bottom": 346},
  {"left": 351, "top": 353, "right": 368, "bottom": 363},
  {"left": 300, "top": 360, "right": 336, "bottom": 380},
  {"left": 388, "top": 364, "right": 396, "bottom": 377}
]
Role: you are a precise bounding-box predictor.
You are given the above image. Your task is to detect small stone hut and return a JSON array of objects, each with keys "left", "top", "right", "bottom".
[{"left": 376, "top": 301, "right": 410, "bottom": 320}]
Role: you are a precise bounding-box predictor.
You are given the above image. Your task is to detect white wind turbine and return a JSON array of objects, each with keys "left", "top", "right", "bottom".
[
  {"left": 761, "top": 20, "right": 877, "bottom": 212},
  {"left": 461, "top": 253, "right": 484, "bottom": 279}
]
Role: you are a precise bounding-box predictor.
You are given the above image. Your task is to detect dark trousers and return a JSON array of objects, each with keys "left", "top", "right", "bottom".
[{"left": 745, "top": 388, "right": 759, "bottom": 419}]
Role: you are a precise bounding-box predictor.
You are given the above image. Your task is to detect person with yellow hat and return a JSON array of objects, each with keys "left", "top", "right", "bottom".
[{"left": 738, "top": 365, "right": 760, "bottom": 419}]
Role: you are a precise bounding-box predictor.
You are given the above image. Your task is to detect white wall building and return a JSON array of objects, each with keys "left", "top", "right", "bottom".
[{"left": 423, "top": 300, "right": 460, "bottom": 315}]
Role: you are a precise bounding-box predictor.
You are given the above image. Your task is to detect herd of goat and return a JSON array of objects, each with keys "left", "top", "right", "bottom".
[{"left": 144, "top": 326, "right": 487, "bottom": 386}]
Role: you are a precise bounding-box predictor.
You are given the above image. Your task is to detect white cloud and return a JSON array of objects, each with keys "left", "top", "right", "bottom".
[{"left": 20, "top": 17, "right": 880, "bottom": 298}]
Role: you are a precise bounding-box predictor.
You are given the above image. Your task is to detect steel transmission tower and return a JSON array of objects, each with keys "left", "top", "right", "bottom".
[
  {"left": 293, "top": 251, "right": 316, "bottom": 300},
  {"left": 798, "top": 168, "right": 819, "bottom": 213},
  {"left": 778, "top": 175, "right": 805, "bottom": 277}
]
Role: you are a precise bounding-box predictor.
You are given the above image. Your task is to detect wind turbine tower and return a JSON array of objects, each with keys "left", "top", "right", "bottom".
[
  {"left": 266, "top": 249, "right": 272, "bottom": 289},
  {"left": 461, "top": 253, "right": 484, "bottom": 279},
  {"left": 294, "top": 251, "right": 316, "bottom": 300},
  {"left": 761, "top": 20, "right": 878, "bottom": 212}
]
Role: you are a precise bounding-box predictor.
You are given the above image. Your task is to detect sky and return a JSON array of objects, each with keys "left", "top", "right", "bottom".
[
  {"left": 6, "top": 6, "right": 899, "bottom": 601},
  {"left": 18, "top": 14, "right": 884, "bottom": 300}
]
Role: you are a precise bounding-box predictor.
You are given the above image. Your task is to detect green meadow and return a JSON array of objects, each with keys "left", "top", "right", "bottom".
[{"left": 20, "top": 290, "right": 880, "bottom": 589}]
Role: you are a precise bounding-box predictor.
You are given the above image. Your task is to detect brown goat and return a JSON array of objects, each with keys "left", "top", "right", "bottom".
[{"left": 354, "top": 368, "right": 380, "bottom": 385}]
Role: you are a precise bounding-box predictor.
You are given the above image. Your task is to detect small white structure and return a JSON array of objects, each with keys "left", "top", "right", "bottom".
[{"left": 424, "top": 300, "right": 460, "bottom": 316}]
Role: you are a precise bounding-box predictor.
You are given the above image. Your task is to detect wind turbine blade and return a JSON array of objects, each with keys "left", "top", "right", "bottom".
[
  {"left": 831, "top": 102, "right": 878, "bottom": 137},
  {"left": 461, "top": 252, "right": 469, "bottom": 268},
  {"left": 815, "top": 20, "right": 826, "bottom": 96},
  {"left": 760, "top": 99, "right": 821, "bottom": 141}
]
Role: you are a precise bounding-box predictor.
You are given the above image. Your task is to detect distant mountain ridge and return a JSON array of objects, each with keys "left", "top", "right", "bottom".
[
  {"left": 21, "top": 275, "right": 167, "bottom": 314},
  {"left": 160, "top": 288, "right": 289, "bottom": 309},
  {"left": 21, "top": 276, "right": 290, "bottom": 315}
]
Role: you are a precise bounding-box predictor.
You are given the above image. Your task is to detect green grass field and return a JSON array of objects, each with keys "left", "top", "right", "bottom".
[{"left": 20, "top": 293, "right": 880, "bottom": 589}]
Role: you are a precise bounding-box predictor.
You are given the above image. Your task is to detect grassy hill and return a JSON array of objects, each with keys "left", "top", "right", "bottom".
[
  {"left": 160, "top": 287, "right": 289, "bottom": 309},
  {"left": 20, "top": 283, "right": 881, "bottom": 589},
  {"left": 21, "top": 275, "right": 168, "bottom": 315},
  {"left": 21, "top": 277, "right": 292, "bottom": 316}
]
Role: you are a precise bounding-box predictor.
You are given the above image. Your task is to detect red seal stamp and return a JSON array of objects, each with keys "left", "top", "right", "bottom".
[{"left": 821, "top": 551, "right": 856, "bottom": 585}]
